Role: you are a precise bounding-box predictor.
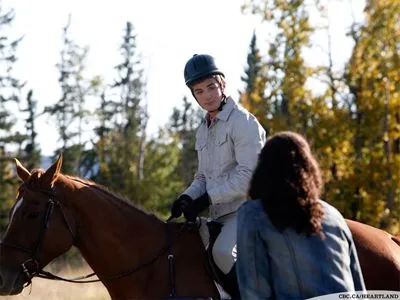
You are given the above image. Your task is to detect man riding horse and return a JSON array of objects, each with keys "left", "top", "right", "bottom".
[{"left": 170, "top": 54, "right": 266, "bottom": 297}]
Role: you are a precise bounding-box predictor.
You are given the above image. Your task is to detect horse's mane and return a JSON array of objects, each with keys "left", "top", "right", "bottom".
[
  {"left": 65, "top": 174, "right": 161, "bottom": 220},
  {"left": 29, "top": 168, "right": 162, "bottom": 221}
]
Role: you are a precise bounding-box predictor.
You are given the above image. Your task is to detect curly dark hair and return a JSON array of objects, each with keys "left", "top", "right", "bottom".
[{"left": 248, "top": 131, "right": 325, "bottom": 237}]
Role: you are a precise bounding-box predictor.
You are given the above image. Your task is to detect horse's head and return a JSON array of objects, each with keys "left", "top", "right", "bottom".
[{"left": 0, "top": 155, "right": 76, "bottom": 295}]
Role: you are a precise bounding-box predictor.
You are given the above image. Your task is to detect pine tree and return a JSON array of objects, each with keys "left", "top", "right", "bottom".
[
  {"left": 242, "top": 0, "right": 315, "bottom": 136},
  {"left": 0, "top": 5, "right": 24, "bottom": 231},
  {"left": 242, "top": 0, "right": 400, "bottom": 233},
  {"left": 239, "top": 31, "right": 268, "bottom": 130},
  {"left": 169, "top": 96, "right": 203, "bottom": 186},
  {"left": 0, "top": 6, "right": 24, "bottom": 154},
  {"left": 139, "top": 129, "right": 185, "bottom": 215},
  {"left": 44, "top": 16, "right": 91, "bottom": 175},
  {"left": 92, "top": 89, "right": 115, "bottom": 183},
  {"left": 20, "top": 89, "right": 41, "bottom": 170},
  {"left": 93, "top": 21, "right": 147, "bottom": 205}
]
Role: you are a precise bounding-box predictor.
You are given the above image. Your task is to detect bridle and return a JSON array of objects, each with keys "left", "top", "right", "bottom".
[
  {"left": 0, "top": 184, "right": 75, "bottom": 286},
  {"left": 0, "top": 183, "right": 186, "bottom": 297}
]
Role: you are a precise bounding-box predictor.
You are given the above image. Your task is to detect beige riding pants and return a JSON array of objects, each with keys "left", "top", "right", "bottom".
[{"left": 199, "top": 212, "right": 237, "bottom": 274}]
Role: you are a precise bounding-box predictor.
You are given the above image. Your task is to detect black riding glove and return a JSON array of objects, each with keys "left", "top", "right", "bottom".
[
  {"left": 183, "top": 193, "right": 211, "bottom": 222},
  {"left": 170, "top": 194, "right": 193, "bottom": 219}
]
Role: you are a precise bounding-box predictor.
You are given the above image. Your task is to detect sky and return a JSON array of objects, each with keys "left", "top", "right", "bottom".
[{"left": 2, "top": 0, "right": 365, "bottom": 155}]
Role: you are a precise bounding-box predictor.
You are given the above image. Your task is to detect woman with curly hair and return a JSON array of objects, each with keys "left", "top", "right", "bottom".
[{"left": 236, "top": 131, "right": 365, "bottom": 299}]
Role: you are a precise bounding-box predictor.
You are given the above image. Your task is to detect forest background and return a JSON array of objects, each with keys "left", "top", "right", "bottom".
[{"left": 0, "top": 0, "right": 399, "bottom": 264}]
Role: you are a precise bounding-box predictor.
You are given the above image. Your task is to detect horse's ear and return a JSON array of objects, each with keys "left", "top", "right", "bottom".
[
  {"left": 42, "top": 154, "right": 63, "bottom": 186},
  {"left": 15, "top": 158, "right": 31, "bottom": 182}
]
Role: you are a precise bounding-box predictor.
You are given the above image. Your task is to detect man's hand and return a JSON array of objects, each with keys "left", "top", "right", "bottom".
[
  {"left": 183, "top": 193, "right": 211, "bottom": 222},
  {"left": 170, "top": 194, "right": 193, "bottom": 219}
]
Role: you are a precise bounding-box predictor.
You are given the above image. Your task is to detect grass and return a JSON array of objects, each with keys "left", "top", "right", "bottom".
[{"left": 2, "top": 262, "right": 110, "bottom": 300}]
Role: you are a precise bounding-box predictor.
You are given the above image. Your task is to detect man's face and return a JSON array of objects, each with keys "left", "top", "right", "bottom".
[{"left": 192, "top": 78, "right": 223, "bottom": 113}]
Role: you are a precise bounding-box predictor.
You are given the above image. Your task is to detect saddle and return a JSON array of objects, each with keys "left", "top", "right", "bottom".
[{"left": 205, "top": 221, "right": 240, "bottom": 300}]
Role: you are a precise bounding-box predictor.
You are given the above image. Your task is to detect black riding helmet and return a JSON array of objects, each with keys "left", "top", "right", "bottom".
[{"left": 184, "top": 54, "right": 225, "bottom": 86}]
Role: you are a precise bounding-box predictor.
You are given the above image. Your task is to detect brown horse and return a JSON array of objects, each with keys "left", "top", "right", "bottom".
[
  {"left": 0, "top": 155, "right": 399, "bottom": 299},
  {"left": 346, "top": 219, "right": 400, "bottom": 290},
  {"left": 0, "top": 155, "right": 218, "bottom": 299}
]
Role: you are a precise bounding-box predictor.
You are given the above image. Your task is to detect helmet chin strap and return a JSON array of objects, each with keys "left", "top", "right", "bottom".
[{"left": 207, "top": 94, "right": 227, "bottom": 114}]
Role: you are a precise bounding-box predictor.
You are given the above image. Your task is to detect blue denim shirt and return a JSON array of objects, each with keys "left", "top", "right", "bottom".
[{"left": 236, "top": 200, "right": 366, "bottom": 299}]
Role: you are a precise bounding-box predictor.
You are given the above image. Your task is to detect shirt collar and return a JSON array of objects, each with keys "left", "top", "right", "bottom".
[{"left": 203, "top": 96, "right": 235, "bottom": 123}]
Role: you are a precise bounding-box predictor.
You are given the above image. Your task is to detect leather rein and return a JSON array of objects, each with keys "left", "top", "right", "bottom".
[{"left": 0, "top": 183, "right": 184, "bottom": 297}]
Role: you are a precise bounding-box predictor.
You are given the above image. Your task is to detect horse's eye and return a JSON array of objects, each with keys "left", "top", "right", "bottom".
[{"left": 27, "top": 212, "right": 40, "bottom": 219}]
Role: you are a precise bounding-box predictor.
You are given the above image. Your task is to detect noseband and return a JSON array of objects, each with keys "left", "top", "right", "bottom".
[{"left": 0, "top": 184, "right": 75, "bottom": 286}]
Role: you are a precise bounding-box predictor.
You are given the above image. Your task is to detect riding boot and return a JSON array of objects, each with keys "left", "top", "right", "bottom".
[{"left": 225, "top": 265, "right": 240, "bottom": 300}]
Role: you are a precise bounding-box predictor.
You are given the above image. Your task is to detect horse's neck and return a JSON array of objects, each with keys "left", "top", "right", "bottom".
[
  {"left": 57, "top": 178, "right": 218, "bottom": 299},
  {"left": 59, "top": 178, "right": 165, "bottom": 280},
  {"left": 167, "top": 224, "right": 220, "bottom": 298}
]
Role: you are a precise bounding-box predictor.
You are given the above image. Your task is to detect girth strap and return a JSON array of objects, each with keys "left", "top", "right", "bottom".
[{"left": 166, "top": 222, "right": 176, "bottom": 297}]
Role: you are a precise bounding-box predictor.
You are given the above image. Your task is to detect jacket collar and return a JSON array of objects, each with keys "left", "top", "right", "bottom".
[{"left": 204, "top": 96, "right": 236, "bottom": 123}]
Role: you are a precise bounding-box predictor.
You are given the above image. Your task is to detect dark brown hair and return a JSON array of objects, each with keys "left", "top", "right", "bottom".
[
  {"left": 248, "top": 131, "right": 324, "bottom": 237},
  {"left": 189, "top": 74, "right": 226, "bottom": 99}
]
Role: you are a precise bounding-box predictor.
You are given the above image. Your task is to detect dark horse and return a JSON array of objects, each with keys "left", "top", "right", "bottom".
[{"left": 0, "top": 156, "right": 399, "bottom": 299}]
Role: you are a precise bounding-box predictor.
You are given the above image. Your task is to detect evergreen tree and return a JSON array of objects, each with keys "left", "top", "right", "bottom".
[
  {"left": 139, "top": 129, "right": 185, "bottom": 215},
  {"left": 168, "top": 96, "right": 203, "bottom": 186},
  {"left": 93, "top": 21, "right": 147, "bottom": 205},
  {"left": 44, "top": 16, "right": 91, "bottom": 175},
  {"left": 20, "top": 89, "right": 41, "bottom": 170},
  {"left": 0, "top": 6, "right": 24, "bottom": 153},
  {"left": 241, "top": 0, "right": 400, "bottom": 233},
  {"left": 242, "top": 0, "right": 315, "bottom": 135},
  {"left": 0, "top": 5, "right": 24, "bottom": 231},
  {"left": 92, "top": 88, "right": 115, "bottom": 183},
  {"left": 239, "top": 31, "right": 269, "bottom": 130}
]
